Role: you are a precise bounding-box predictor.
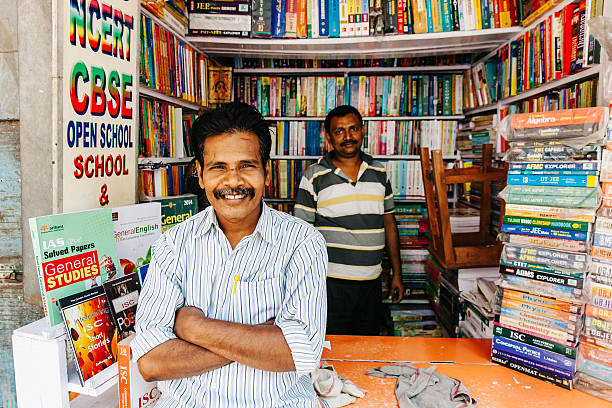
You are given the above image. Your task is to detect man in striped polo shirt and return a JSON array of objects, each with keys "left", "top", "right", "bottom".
[{"left": 295, "top": 105, "right": 404, "bottom": 335}]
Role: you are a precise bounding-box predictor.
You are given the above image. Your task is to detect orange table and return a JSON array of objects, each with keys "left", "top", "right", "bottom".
[{"left": 321, "top": 336, "right": 611, "bottom": 408}]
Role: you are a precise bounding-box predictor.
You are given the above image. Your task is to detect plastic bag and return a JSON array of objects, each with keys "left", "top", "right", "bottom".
[
  {"left": 498, "top": 184, "right": 602, "bottom": 209},
  {"left": 588, "top": 17, "right": 612, "bottom": 103}
]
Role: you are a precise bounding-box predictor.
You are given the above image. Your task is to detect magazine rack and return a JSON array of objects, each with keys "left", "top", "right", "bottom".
[
  {"left": 419, "top": 144, "right": 507, "bottom": 270},
  {"left": 12, "top": 318, "right": 119, "bottom": 408}
]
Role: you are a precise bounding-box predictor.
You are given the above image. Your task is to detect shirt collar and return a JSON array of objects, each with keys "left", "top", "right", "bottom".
[
  {"left": 321, "top": 150, "right": 373, "bottom": 169},
  {"left": 193, "top": 200, "right": 276, "bottom": 245}
]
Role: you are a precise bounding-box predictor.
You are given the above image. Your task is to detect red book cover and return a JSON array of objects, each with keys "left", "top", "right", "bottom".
[
  {"left": 563, "top": 3, "right": 577, "bottom": 77},
  {"left": 493, "top": 0, "right": 501, "bottom": 28},
  {"left": 58, "top": 286, "right": 117, "bottom": 385},
  {"left": 508, "top": 0, "right": 518, "bottom": 26},
  {"left": 569, "top": 3, "right": 581, "bottom": 74},
  {"left": 397, "top": 0, "right": 405, "bottom": 34},
  {"left": 368, "top": 77, "right": 376, "bottom": 116}
]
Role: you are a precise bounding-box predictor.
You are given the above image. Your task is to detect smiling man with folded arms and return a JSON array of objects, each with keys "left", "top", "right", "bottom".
[{"left": 132, "top": 102, "right": 328, "bottom": 407}]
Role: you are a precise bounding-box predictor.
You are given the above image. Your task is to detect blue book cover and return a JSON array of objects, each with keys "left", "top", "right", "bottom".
[
  {"left": 145, "top": 17, "right": 156, "bottom": 88},
  {"left": 441, "top": 0, "right": 451, "bottom": 31},
  {"left": 503, "top": 274, "right": 581, "bottom": 299},
  {"left": 417, "top": 76, "right": 424, "bottom": 116},
  {"left": 507, "top": 174, "right": 598, "bottom": 188},
  {"left": 326, "top": 78, "right": 336, "bottom": 113},
  {"left": 328, "top": 0, "right": 340, "bottom": 37},
  {"left": 508, "top": 170, "right": 598, "bottom": 176},
  {"left": 501, "top": 224, "right": 589, "bottom": 242},
  {"left": 491, "top": 347, "right": 573, "bottom": 380},
  {"left": 349, "top": 77, "right": 359, "bottom": 109},
  {"left": 493, "top": 336, "right": 576, "bottom": 372},
  {"left": 319, "top": 0, "right": 329, "bottom": 36},
  {"left": 381, "top": 77, "right": 389, "bottom": 116},
  {"left": 509, "top": 162, "right": 599, "bottom": 171},
  {"left": 425, "top": 0, "right": 434, "bottom": 32},
  {"left": 500, "top": 263, "right": 584, "bottom": 288},
  {"left": 593, "top": 232, "right": 612, "bottom": 250},
  {"left": 481, "top": 0, "right": 491, "bottom": 29},
  {"left": 257, "top": 78, "right": 262, "bottom": 110},
  {"left": 271, "top": 0, "right": 286, "bottom": 37},
  {"left": 578, "top": 358, "right": 612, "bottom": 383},
  {"left": 427, "top": 76, "right": 434, "bottom": 115}
]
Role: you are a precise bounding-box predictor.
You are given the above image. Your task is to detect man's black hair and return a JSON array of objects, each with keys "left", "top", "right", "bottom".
[
  {"left": 324, "top": 105, "right": 363, "bottom": 135},
  {"left": 191, "top": 102, "right": 272, "bottom": 172}
]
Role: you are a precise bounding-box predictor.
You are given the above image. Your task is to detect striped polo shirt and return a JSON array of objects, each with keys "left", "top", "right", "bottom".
[
  {"left": 132, "top": 203, "right": 328, "bottom": 407},
  {"left": 294, "top": 151, "right": 395, "bottom": 280}
]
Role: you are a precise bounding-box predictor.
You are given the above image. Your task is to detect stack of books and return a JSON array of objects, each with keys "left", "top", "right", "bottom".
[
  {"left": 188, "top": 0, "right": 251, "bottom": 37},
  {"left": 573, "top": 147, "right": 612, "bottom": 401},
  {"left": 457, "top": 114, "right": 501, "bottom": 156},
  {"left": 459, "top": 277, "right": 498, "bottom": 338},
  {"left": 234, "top": 56, "right": 471, "bottom": 69},
  {"left": 449, "top": 208, "right": 480, "bottom": 233},
  {"left": 395, "top": 204, "right": 429, "bottom": 248},
  {"left": 492, "top": 107, "right": 609, "bottom": 389}
]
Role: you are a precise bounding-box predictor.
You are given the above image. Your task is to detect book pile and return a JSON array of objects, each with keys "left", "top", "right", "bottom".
[
  {"left": 188, "top": 0, "right": 251, "bottom": 37},
  {"left": 234, "top": 55, "right": 471, "bottom": 69},
  {"left": 449, "top": 208, "right": 480, "bottom": 233},
  {"left": 384, "top": 161, "right": 426, "bottom": 199},
  {"left": 492, "top": 107, "right": 609, "bottom": 389},
  {"left": 424, "top": 255, "right": 460, "bottom": 337},
  {"left": 390, "top": 302, "right": 441, "bottom": 337},
  {"left": 459, "top": 277, "right": 498, "bottom": 338},
  {"left": 395, "top": 204, "right": 429, "bottom": 248},
  {"left": 29, "top": 204, "right": 164, "bottom": 389},
  {"left": 573, "top": 157, "right": 612, "bottom": 401},
  {"left": 457, "top": 114, "right": 500, "bottom": 156},
  {"left": 398, "top": 248, "right": 430, "bottom": 296}
]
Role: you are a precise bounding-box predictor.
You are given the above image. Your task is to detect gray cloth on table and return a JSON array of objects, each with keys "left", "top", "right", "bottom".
[{"left": 366, "top": 363, "right": 477, "bottom": 408}]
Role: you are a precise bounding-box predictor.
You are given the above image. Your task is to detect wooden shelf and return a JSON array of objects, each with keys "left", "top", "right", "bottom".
[
  {"left": 234, "top": 65, "right": 471, "bottom": 75},
  {"left": 188, "top": 28, "right": 522, "bottom": 59},
  {"left": 264, "top": 115, "right": 464, "bottom": 121},
  {"left": 140, "top": 85, "right": 204, "bottom": 110},
  {"left": 463, "top": 65, "right": 601, "bottom": 115},
  {"left": 270, "top": 155, "right": 458, "bottom": 160}
]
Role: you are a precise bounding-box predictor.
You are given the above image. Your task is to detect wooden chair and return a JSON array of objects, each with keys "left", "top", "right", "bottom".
[{"left": 419, "top": 144, "right": 507, "bottom": 270}]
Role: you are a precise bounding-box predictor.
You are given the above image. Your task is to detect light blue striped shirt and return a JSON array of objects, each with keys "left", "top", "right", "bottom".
[{"left": 132, "top": 202, "right": 328, "bottom": 408}]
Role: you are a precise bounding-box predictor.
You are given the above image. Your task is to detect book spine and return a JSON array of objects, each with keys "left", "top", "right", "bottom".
[
  {"left": 329, "top": 0, "right": 340, "bottom": 36},
  {"left": 509, "top": 161, "right": 599, "bottom": 171},
  {"left": 503, "top": 288, "right": 582, "bottom": 314},
  {"left": 501, "top": 263, "right": 584, "bottom": 287},
  {"left": 593, "top": 232, "right": 612, "bottom": 250},
  {"left": 319, "top": 0, "right": 329, "bottom": 36},
  {"left": 501, "top": 225, "right": 589, "bottom": 242},
  {"left": 498, "top": 313, "right": 577, "bottom": 345},
  {"left": 493, "top": 323, "right": 577, "bottom": 359},
  {"left": 503, "top": 215, "right": 589, "bottom": 232},
  {"left": 507, "top": 174, "right": 598, "bottom": 188},
  {"left": 490, "top": 354, "right": 572, "bottom": 389},
  {"left": 500, "top": 305, "right": 579, "bottom": 334},
  {"left": 491, "top": 347, "right": 573, "bottom": 380}
]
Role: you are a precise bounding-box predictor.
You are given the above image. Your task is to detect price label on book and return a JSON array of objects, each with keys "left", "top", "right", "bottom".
[{"left": 61, "top": 0, "right": 139, "bottom": 211}]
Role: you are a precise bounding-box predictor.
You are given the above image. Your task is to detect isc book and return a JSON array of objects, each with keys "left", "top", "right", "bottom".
[
  {"left": 118, "top": 334, "right": 161, "bottom": 408},
  {"left": 29, "top": 208, "right": 120, "bottom": 327},
  {"left": 57, "top": 286, "right": 117, "bottom": 387},
  {"left": 113, "top": 203, "right": 162, "bottom": 276},
  {"left": 104, "top": 274, "right": 141, "bottom": 341},
  {"left": 147, "top": 193, "right": 198, "bottom": 232}
]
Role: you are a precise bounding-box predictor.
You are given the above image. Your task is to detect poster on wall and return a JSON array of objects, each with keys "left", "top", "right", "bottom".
[{"left": 62, "top": 0, "right": 139, "bottom": 212}]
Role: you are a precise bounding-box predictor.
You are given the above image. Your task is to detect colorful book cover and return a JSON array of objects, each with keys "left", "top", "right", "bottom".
[
  {"left": 208, "top": 66, "right": 232, "bottom": 103},
  {"left": 29, "top": 208, "right": 119, "bottom": 327},
  {"left": 252, "top": 0, "right": 273, "bottom": 37},
  {"left": 148, "top": 194, "right": 198, "bottom": 232},
  {"left": 118, "top": 333, "right": 162, "bottom": 408},
  {"left": 57, "top": 286, "right": 117, "bottom": 385},
  {"left": 113, "top": 203, "right": 162, "bottom": 277},
  {"left": 103, "top": 274, "right": 141, "bottom": 341}
]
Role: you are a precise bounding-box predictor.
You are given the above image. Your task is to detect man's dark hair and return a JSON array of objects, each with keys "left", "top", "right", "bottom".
[
  {"left": 324, "top": 105, "right": 363, "bottom": 135},
  {"left": 191, "top": 102, "right": 272, "bottom": 172}
]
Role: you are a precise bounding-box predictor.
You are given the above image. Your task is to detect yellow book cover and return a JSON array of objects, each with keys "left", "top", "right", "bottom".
[{"left": 474, "top": 0, "right": 483, "bottom": 29}]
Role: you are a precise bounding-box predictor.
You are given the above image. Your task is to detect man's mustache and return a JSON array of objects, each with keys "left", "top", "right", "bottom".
[
  {"left": 340, "top": 140, "right": 358, "bottom": 146},
  {"left": 213, "top": 187, "right": 255, "bottom": 199}
]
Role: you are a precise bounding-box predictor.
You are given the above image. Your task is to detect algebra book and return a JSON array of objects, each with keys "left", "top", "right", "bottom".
[
  {"left": 57, "top": 286, "right": 117, "bottom": 387},
  {"left": 29, "top": 208, "right": 120, "bottom": 327}
]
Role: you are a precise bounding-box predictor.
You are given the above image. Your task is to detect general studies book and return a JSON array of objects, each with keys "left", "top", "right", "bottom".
[
  {"left": 29, "top": 208, "right": 120, "bottom": 327},
  {"left": 57, "top": 286, "right": 117, "bottom": 387}
]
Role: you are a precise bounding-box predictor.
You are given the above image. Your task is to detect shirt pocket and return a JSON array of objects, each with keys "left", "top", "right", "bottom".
[{"left": 232, "top": 276, "right": 284, "bottom": 325}]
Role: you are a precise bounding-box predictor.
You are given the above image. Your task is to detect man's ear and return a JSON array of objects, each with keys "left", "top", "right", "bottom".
[
  {"left": 264, "top": 160, "right": 272, "bottom": 186},
  {"left": 195, "top": 161, "right": 206, "bottom": 190}
]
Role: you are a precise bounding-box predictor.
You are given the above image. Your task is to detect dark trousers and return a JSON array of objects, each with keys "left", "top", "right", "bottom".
[{"left": 326, "top": 277, "right": 382, "bottom": 336}]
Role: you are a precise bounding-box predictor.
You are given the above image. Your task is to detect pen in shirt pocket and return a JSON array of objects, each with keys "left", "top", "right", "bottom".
[{"left": 233, "top": 275, "right": 241, "bottom": 294}]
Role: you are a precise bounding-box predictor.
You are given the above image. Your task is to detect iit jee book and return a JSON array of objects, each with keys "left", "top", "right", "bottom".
[
  {"left": 29, "top": 208, "right": 120, "bottom": 327},
  {"left": 57, "top": 286, "right": 117, "bottom": 387}
]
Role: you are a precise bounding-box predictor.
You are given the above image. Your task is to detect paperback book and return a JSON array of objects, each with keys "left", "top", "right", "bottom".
[{"left": 29, "top": 208, "right": 119, "bottom": 327}]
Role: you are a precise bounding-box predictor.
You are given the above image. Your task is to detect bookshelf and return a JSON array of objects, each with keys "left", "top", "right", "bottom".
[
  {"left": 263, "top": 115, "right": 465, "bottom": 121},
  {"left": 235, "top": 65, "right": 471, "bottom": 74},
  {"left": 140, "top": 84, "right": 205, "bottom": 111},
  {"left": 187, "top": 27, "right": 523, "bottom": 59}
]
